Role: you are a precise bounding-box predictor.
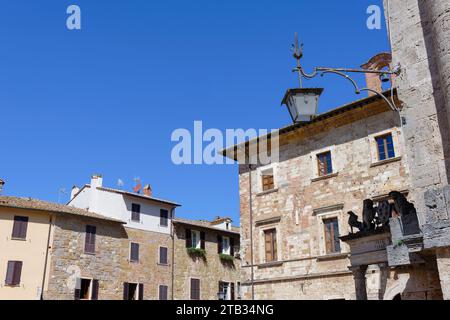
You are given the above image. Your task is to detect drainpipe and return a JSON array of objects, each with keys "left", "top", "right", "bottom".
[
  {"left": 248, "top": 164, "right": 255, "bottom": 300},
  {"left": 171, "top": 208, "right": 175, "bottom": 300},
  {"left": 41, "top": 214, "right": 54, "bottom": 300}
]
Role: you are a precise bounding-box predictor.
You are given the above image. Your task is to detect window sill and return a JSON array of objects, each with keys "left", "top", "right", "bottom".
[
  {"left": 157, "top": 263, "right": 169, "bottom": 267},
  {"left": 370, "top": 156, "right": 402, "bottom": 168},
  {"left": 256, "top": 188, "right": 279, "bottom": 197},
  {"left": 257, "top": 261, "right": 284, "bottom": 269},
  {"left": 311, "top": 172, "right": 338, "bottom": 182},
  {"left": 83, "top": 252, "right": 96, "bottom": 256},
  {"left": 4, "top": 284, "right": 20, "bottom": 287},
  {"left": 316, "top": 252, "right": 348, "bottom": 262}
]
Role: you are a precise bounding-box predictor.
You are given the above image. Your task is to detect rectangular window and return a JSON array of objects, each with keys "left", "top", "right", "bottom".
[
  {"left": 160, "top": 209, "right": 169, "bottom": 227},
  {"left": 74, "top": 278, "right": 98, "bottom": 300},
  {"left": 130, "top": 242, "right": 140, "bottom": 262},
  {"left": 376, "top": 134, "right": 395, "bottom": 161},
  {"left": 323, "top": 218, "right": 341, "bottom": 254},
  {"left": 84, "top": 225, "right": 96, "bottom": 254},
  {"left": 218, "top": 282, "right": 235, "bottom": 300},
  {"left": 5, "top": 261, "right": 22, "bottom": 286},
  {"left": 317, "top": 151, "right": 333, "bottom": 176},
  {"left": 131, "top": 203, "right": 141, "bottom": 222},
  {"left": 159, "top": 247, "right": 168, "bottom": 265},
  {"left": 80, "top": 279, "right": 92, "bottom": 300},
  {"left": 190, "top": 278, "right": 200, "bottom": 300},
  {"left": 191, "top": 230, "right": 201, "bottom": 249},
  {"left": 11, "top": 216, "right": 29, "bottom": 240},
  {"left": 264, "top": 229, "right": 277, "bottom": 262},
  {"left": 222, "top": 236, "right": 230, "bottom": 255},
  {"left": 159, "top": 285, "right": 168, "bottom": 300},
  {"left": 262, "top": 170, "right": 275, "bottom": 191}
]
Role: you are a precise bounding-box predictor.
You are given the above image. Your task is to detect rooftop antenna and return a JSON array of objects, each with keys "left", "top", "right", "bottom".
[
  {"left": 58, "top": 188, "right": 67, "bottom": 204},
  {"left": 117, "top": 178, "right": 124, "bottom": 188},
  {"left": 291, "top": 32, "right": 304, "bottom": 88}
]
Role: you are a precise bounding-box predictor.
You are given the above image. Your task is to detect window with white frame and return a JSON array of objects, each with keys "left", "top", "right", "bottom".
[{"left": 222, "top": 236, "right": 230, "bottom": 255}]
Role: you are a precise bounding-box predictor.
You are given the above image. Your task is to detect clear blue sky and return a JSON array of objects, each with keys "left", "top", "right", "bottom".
[{"left": 0, "top": 0, "right": 388, "bottom": 224}]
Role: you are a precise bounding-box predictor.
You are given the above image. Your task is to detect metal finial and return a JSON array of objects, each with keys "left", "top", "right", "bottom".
[{"left": 291, "top": 32, "right": 303, "bottom": 88}]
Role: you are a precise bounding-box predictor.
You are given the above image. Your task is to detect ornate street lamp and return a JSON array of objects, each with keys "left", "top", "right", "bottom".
[{"left": 281, "top": 33, "right": 401, "bottom": 124}]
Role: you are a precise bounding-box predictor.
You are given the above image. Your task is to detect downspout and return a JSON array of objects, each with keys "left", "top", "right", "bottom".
[
  {"left": 41, "top": 214, "right": 54, "bottom": 300},
  {"left": 171, "top": 208, "right": 175, "bottom": 300},
  {"left": 248, "top": 164, "right": 255, "bottom": 300}
]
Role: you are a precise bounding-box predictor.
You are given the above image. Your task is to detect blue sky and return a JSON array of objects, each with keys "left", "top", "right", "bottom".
[{"left": 0, "top": 0, "right": 388, "bottom": 224}]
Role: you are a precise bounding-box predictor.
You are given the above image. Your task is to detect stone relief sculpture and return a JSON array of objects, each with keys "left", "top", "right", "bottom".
[{"left": 347, "top": 191, "right": 421, "bottom": 236}]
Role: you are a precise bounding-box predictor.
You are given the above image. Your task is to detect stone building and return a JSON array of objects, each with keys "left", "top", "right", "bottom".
[
  {"left": 172, "top": 217, "right": 241, "bottom": 300},
  {"left": 382, "top": 0, "right": 450, "bottom": 300},
  {"left": 0, "top": 196, "right": 124, "bottom": 300},
  {"left": 68, "top": 175, "right": 180, "bottom": 300}
]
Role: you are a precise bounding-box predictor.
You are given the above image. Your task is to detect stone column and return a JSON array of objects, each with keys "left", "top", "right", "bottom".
[
  {"left": 436, "top": 248, "right": 450, "bottom": 300},
  {"left": 365, "top": 263, "right": 389, "bottom": 300},
  {"left": 350, "top": 266, "right": 367, "bottom": 300}
]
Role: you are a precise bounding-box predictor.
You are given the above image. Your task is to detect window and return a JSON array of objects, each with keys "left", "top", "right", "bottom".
[
  {"left": 264, "top": 229, "right": 277, "bottom": 262},
  {"left": 186, "top": 229, "right": 205, "bottom": 249},
  {"left": 160, "top": 209, "right": 169, "bottom": 227},
  {"left": 219, "top": 281, "right": 235, "bottom": 300},
  {"left": 11, "top": 216, "right": 28, "bottom": 240},
  {"left": 262, "top": 170, "right": 275, "bottom": 191},
  {"left": 130, "top": 242, "right": 140, "bottom": 262},
  {"left": 74, "top": 278, "right": 99, "bottom": 300},
  {"left": 376, "top": 134, "right": 395, "bottom": 161},
  {"left": 190, "top": 278, "right": 200, "bottom": 300},
  {"left": 218, "top": 236, "right": 233, "bottom": 255},
  {"left": 131, "top": 203, "right": 141, "bottom": 222},
  {"left": 237, "top": 282, "right": 242, "bottom": 300},
  {"left": 317, "top": 151, "right": 333, "bottom": 176},
  {"left": 159, "top": 247, "right": 168, "bottom": 265},
  {"left": 123, "top": 282, "right": 143, "bottom": 300},
  {"left": 159, "top": 285, "right": 168, "bottom": 300},
  {"left": 323, "top": 218, "right": 341, "bottom": 254},
  {"left": 84, "top": 225, "right": 96, "bottom": 254},
  {"left": 5, "top": 261, "right": 22, "bottom": 286}
]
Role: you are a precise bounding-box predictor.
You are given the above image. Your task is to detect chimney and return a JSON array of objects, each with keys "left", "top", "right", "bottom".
[
  {"left": 361, "top": 53, "right": 394, "bottom": 96},
  {"left": 70, "top": 186, "right": 80, "bottom": 200},
  {"left": 143, "top": 184, "right": 152, "bottom": 197},
  {"left": 91, "top": 174, "right": 103, "bottom": 189}
]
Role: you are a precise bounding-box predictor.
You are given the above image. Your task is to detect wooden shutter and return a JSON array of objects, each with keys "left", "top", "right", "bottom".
[
  {"left": 130, "top": 243, "right": 139, "bottom": 262},
  {"left": 5, "top": 261, "right": 15, "bottom": 285},
  {"left": 160, "top": 247, "right": 168, "bottom": 264},
  {"left": 190, "top": 279, "right": 200, "bottom": 300},
  {"left": 159, "top": 285, "right": 168, "bottom": 300},
  {"left": 91, "top": 279, "right": 99, "bottom": 300},
  {"left": 138, "top": 283, "right": 144, "bottom": 300},
  {"left": 185, "top": 229, "right": 191, "bottom": 248},
  {"left": 200, "top": 232, "right": 205, "bottom": 250},
  {"left": 230, "top": 238, "right": 235, "bottom": 256},
  {"left": 264, "top": 231, "right": 273, "bottom": 262},
  {"left": 12, "top": 261, "right": 22, "bottom": 286},
  {"left": 324, "top": 219, "right": 335, "bottom": 254},
  {"left": 217, "top": 235, "right": 223, "bottom": 254},
  {"left": 123, "top": 282, "right": 129, "bottom": 300},
  {"left": 74, "top": 278, "right": 81, "bottom": 300},
  {"left": 218, "top": 282, "right": 224, "bottom": 299},
  {"left": 230, "top": 283, "right": 235, "bottom": 300},
  {"left": 12, "top": 216, "right": 28, "bottom": 239},
  {"left": 160, "top": 209, "right": 168, "bottom": 227},
  {"left": 272, "top": 230, "right": 277, "bottom": 260},
  {"left": 85, "top": 225, "right": 96, "bottom": 254}
]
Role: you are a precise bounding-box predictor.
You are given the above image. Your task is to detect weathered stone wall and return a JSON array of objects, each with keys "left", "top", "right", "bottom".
[
  {"left": 173, "top": 224, "right": 241, "bottom": 300},
  {"left": 239, "top": 104, "right": 410, "bottom": 300},
  {"left": 383, "top": 0, "right": 450, "bottom": 223},
  {"left": 119, "top": 227, "right": 173, "bottom": 300},
  {"left": 44, "top": 215, "right": 126, "bottom": 300},
  {"left": 44, "top": 216, "right": 172, "bottom": 300}
]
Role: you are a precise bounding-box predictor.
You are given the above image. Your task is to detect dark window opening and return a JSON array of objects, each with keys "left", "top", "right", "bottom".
[
  {"left": 323, "top": 218, "right": 341, "bottom": 254},
  {"left": 5, "top": 261, "right": 22, "bottom": 286},
  {"left": 317, "top": 151, "right": 333, "bottom": 176},
  {"left": 84, "top": 225, "right": 96, "bottom": 254},
  {"left": 131, "top": 203, "right": 141, "bottom": 222},
  {"left": 12, "top": 216, "right": 28, "bottom": 239},
  {"left": 160, "top": 209, "right": 169, "bottom": 227},
  {"left": 159, "top": 247, "right": 168, "bottom": 265},
  {"left": 376, "top": 134, "right": 395, "bottom": 161},
  {"left": 130, "top": 243, "right": 139, "bottom": 262}
]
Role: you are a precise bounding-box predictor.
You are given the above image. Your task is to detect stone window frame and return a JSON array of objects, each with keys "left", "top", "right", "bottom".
[
  {"left": 78, "top": 277, "right": 94, "bottom": 300},
  {"left": 258, "top": 223, "right": 282, "bottom": 264},
  {"left": 315, "top": 206, "right": 346, "bottom": 257},
  {"left": 256, "top": 163, "right": 279, "bottom": 194},
  {"left": 310, "top": 145, "right": 338, "bottom": 181},
  {"left": 368, "top": 128, "right": 402, "bottom": 165}
]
